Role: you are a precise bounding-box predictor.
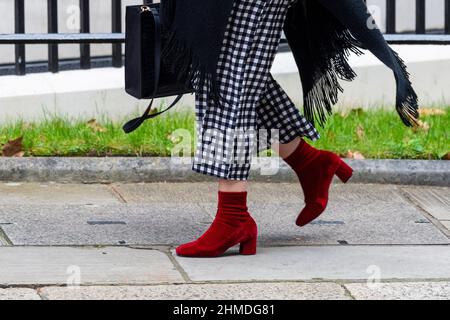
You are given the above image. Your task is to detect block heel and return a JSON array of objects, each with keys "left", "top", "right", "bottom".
[
  {"left": 335, "top": 160, "right": 353, "bottom": 183},
  {"left": 239, "top": 235, "right": 257, "bottom": 255}
]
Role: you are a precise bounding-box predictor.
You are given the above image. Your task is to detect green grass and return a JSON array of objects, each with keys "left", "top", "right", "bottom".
[
  {"left": 0, "top": 108, "right": 448, "bottom": 159},
  {"left": 310, "top": 108, "right": 449, "bottom": 160},
  {"left": 0, "top": 111, "right": 196, "bottom": 157}
]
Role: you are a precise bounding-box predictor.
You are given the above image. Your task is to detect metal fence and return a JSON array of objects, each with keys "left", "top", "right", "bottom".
[{"left": 0, "top": 0, "right": 450, "bottom": 76}]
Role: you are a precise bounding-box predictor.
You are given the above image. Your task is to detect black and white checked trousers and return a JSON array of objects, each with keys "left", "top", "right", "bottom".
[{"left": 192, "top": 0, "right": 320, "bottom": 181}]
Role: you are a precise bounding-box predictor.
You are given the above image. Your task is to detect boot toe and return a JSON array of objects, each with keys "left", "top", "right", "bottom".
[
  {"left": 296, "top": 203, "right": 326, "bottom": 227},
  {"left": 175, "top": 241, "right": 198, "bottom": 256}
]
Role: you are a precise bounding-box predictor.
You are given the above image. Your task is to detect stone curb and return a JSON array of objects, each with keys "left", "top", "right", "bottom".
[{"left": 0, "top": 157, "right": 448, "bottom": 186}]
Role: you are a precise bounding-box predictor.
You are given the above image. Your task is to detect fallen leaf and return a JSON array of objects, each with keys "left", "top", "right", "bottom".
[
  {"left": 412, "top": 120, "right": 430, "bottom": 133},
  {"left": 86, "top": 149, "right": 99, "bottom": 157},
  {"left": 87, "top": 119, "right": 107, "bottom": 132},
  {"left": 2, "top": 136, "right": 24, "bottom": 157},
  {"left": 356, "top": 124, "right": 365, "bottom": 140},
  {"left": 167, "top": 133, "right": 182, "bottom": 144},
  {"left": 350, "top": 108, "right": 364, "bottom": 115},
  {"left": 21, "top": 122, "right": 32, "bottom": 130},
  {"left": 345, "top": 150, "right": 365, "bottom": 160},
  {"left": 338, "top": 110, "right": 348, "bottom": 117},
  {"left": 149, "top": 108, "right": 159, "bottom": 115},
  {"left": 442, "top": 152, "right": 450, "bottom": 160},
  {"left": 339, "top": 108, "right": 364, "bottom": 118},
  {"left": 419, "top": 108, "right": 445, "bottom": 116}
]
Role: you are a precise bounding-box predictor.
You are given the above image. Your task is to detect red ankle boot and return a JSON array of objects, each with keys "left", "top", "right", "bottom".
[
  {"left": 176, "top": 191, "right": 258, "bottom": 257},
  {"left": 283, "top": 139, "right": 353, "bottom": 227}
]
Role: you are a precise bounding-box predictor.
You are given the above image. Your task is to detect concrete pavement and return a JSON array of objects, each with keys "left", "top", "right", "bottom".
[{"left": 0, "top": 182, "right": 449, "bottom": 300}]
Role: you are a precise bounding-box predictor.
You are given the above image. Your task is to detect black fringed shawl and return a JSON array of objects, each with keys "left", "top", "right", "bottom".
[{"left": 161, "top": 0, "right": 419, "bottom": 127}]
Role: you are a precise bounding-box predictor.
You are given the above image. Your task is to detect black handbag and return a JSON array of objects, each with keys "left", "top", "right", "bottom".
[{"left": 123, "top": 3, "right": 194, "bottom": 134}]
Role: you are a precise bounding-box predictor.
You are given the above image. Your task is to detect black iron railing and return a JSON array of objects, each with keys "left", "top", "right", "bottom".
[
  {"left": 385, "top": 0, "right": 450, "bottom": 34},
  {"left": 1, "top": 0, "right": 450, "bottom": 76}
]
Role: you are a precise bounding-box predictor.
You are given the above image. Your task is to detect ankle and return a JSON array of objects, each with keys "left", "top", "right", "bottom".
[
  {"left": 218, "top": 191, "right": 249, "bottom": 213},
  {"left": 216, "top": 191, "right": 252, "bottom": 227},
  {"left": 218, "top": 180, "right": 247, "bottom": 192},
  {"left": 283, "top": 139, "right": 320, "bottom": 172}
]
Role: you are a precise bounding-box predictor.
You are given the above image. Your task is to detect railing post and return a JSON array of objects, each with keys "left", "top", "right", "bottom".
[
  {"left": 386, "top": 0, "right": 396, "bottom": 34},
  {"left": 47, "top": 0, "right": 59, "bottom": 73},
  {"left": 112, "top": 0, "right": 122, "bottom": 67},
  {"left": 445, "top": 0, "right": 450, "bottom": 34},
  {"left": 415, "top": 0, "right": 426, "bottom": 34},
  {"left": 80, "top": 0, "right": 91, "bottom": 69},
  {"left": 14, "top": 0, "right": 26, "bottom": 75}
]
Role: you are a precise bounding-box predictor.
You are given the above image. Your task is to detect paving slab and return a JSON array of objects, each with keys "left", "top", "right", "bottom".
[
  {"left": 39, "top": 282, "right": 349, "bottom": 300},
  {"left": 200, "top": 184, "right": 450, "bottom": 245},
  {"left": 0, "top": 183, "right": 448, "bottom": 246},
  {"left": 345, "top": 282, "right": 450, "bottom": 300},
  {"left": 0, "top": 288, "right": 41, "bottom": 300},
  {"left": 402, "top": 186, "right": 450, "bottom": 220},
  {"left": 0, "top": 227, "right": 11, "bottom": 246},
  {"left": 113, "top": 182, "right": 218, "bottom": 204},
  {"left": 0, "top": 203, "right": 212, "bottom": 245},
  {"left": 112, "top": 182, "right": 304, "bottom": 204},
  {"left": 0, "top": 182, "right": 119, "bottom": 205},
  {"left": 0, "top": 247, "right": 184, "bottom": 286},
  {"left": 173, "top": 245, "right": 450, "bottom": 282}
]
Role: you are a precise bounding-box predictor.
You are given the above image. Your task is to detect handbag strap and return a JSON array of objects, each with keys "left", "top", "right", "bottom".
[
  {"left": 122, "top": 94, "right": 184, "bottom": 134},
  {"left": 123, "top": 5, "right": 184, "bottom": 134}
]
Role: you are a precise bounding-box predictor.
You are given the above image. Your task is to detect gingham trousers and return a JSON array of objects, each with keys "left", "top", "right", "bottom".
[{"left": 192, "top": 0, "right": 320, "bottom": 180}]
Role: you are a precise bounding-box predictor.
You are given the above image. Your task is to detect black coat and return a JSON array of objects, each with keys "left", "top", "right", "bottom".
[{"left": 161, "top": 0, "right": 419, "bottom": 127}]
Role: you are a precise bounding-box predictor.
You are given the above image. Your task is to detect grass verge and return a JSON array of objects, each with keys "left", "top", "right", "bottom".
[{"left": 0, "top": 108, "right": 448, "bottom": 159}]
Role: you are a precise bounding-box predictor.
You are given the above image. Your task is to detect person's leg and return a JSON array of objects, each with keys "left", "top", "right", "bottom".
[
  {"left": 219, "top": 179, "right": 247, "bottom": 192},
  {"left": 178, "top": 101, "right": 257, "bottom": 257},
  {"left": 255, "top": 73, "right": 320, "bottom": 146},
  {"left": 177, "top": 0, "right": 261, "bottom": 257},
  {"left": 256, "top": 74, "right": 353, "bottom": 227},
  {"left": 175, "top": 178, "right": 257, "bottom": 257},
  {"left": 277, "top": 137, "right": 353, "bottom": 226},
  {"left": 271, "top": 138, "right": 301, "bottom": 159}
]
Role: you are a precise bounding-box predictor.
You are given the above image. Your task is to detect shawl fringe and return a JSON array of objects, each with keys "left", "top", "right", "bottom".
[
  {"left": 161, "top": 27, "right": 226, "bottom": 110},
  {"left": 305, "top": 39, "right": 420, "bottom": 128},
  {"left": 159, "top": 0, "right": 419, "bottom": 129},
  {"left": 294, "top": 0, "right": 419, "bottom": 128},
  {"left": 390, "top": 48, "right": 420, "bottom": 127},
  {"left": 303, "top": 29, "right": 364, "bottom": 127}
]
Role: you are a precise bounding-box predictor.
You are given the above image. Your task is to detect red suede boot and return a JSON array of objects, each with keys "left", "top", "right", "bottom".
[
  {"left": 176, "top": 191, "right": 258, "bottom": 257},
  {"left": 283, "top": 139, "right": 353, "bottom": 227}
]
